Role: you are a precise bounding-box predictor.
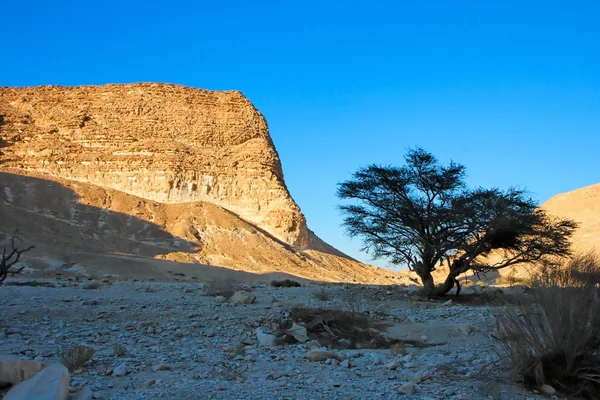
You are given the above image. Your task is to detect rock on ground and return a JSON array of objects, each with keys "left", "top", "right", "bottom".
[{"left": 4, "top": 364, "right": 69, "bottom": 400}]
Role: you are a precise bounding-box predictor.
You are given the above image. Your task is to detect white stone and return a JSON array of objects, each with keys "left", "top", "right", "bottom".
[
  {"left": 398, "top": 382, "right": 417, "bottom": 394},
  {"left": 286, "top": 322, "right": 308, "bottom": 343},
  {"left": 229, "top": 290, "right": 256, "bottom": 305},
  {"left": 4, "top": 364, "right": 69, "bottom": 400},
  {"left": 402, "top": 354, "right": 414, "bottom": 363},
  {"left": 540, "top": 384, "right": 556, "bottom": 395},
  {"left": 0, "top": 358, "right": 46, "bottom": 386},
  {"left": 112, "top": 363, "right": 128, "bottom": 377},
  {"left": 255, "top": 327, "right": 278, "bottom": 346}
]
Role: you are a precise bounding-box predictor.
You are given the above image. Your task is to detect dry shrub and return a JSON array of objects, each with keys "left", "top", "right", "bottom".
[
  {"left": 113, "top": 343, "right": 127, "bottom": 357},
  {"left": 343, "top": 287, "right": 364, "bottom": 314},
  {"left": 59, "top": 344, "right": 95, "bottom": 371},
  {"left": 288, "top": 307, "right": 391, "bottom": 349},
  {"left": 496, "top": 252, "right": 600, "bottom": 399},
  {"left": 271, "top": 279, "right": 302, "bottom": 288},
  {"left": 532, "top": 251, "right": 600, "bottom": 288}
]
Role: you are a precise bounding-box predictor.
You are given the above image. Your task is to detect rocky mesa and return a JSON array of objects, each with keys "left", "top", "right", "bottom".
[
  {"left": 0, "top": 83, "right": 307, "bottom": 248},
  {"left": 0, "top": 83, "right": 398, "bottom": 284}
]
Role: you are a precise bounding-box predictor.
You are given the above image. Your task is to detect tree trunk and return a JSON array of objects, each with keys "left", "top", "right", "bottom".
[
  {"left": 418, "top": 271, "right": 459, "bottom": 298},
  {"left": 420, "top": 272, "right": 436, "bottom": 295},
  {"left": 431, "top": 274, "right": 457, "bottom": 297}
]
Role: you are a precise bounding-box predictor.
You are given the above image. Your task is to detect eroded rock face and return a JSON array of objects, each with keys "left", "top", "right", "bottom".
[{"left": 0, "top": 83, "right": 308, "bottom": 247}]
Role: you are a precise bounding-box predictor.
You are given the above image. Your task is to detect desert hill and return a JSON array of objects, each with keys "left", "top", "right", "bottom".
[
  {"left": 541, "top": 182, "right": 600, "bottom": 253},
  {"left": 424, "top": 183, "right": 600, "bottom": 285},
  {"left": 0, "top": 84, "right": 399, "bottom": 284}
]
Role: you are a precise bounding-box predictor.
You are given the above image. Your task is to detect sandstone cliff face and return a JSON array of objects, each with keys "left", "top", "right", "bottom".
[{"left": 0, "top": 83, "right": 308, "bottom": 248}]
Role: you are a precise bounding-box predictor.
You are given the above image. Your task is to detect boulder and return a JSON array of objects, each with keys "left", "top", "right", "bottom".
[
  {"left": 229, "top": 290, "right": 256, "bottom": 305},
  {"left": 4, "top": 364, "right": 69, "bottom": 400},
  {"left": 0, "top": 358, "right": 46, "bottom": 387}
]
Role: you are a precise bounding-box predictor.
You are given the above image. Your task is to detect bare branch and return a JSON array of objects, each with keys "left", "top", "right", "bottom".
[{"left": 1, "top": 231, "right": 35, "bottom": 283}]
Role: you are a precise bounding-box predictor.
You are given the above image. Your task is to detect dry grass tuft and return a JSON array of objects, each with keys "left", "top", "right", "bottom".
[
  {"left": 59, "top": 344, "right": 95, "bottom": 371},
  {"left": 113, "top": 343, "right": 127, "bottom": 357},
  {"left": 496, "top": 252, "right": 600, "bottom": 399}
]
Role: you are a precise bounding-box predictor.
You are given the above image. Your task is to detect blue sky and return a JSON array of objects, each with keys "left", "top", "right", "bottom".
[{"left": 2, "top": 1, "right": 599, "bottom": 267}]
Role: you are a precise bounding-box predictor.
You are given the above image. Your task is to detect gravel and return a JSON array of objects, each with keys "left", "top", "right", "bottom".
[{"left": 0, "top": 278, "right": 562, "bottom": 399}]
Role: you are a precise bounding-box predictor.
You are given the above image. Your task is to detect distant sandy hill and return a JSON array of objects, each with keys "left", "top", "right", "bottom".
[
  {"left": 0, "top": 84, "right": 400, "bottom": 284},
  {"left": 541, "top": 183, "right": 600, "bottom": 253}
]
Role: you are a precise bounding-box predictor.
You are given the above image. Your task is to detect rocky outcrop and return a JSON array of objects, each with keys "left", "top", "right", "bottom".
[{"left": 0, "top": 83, "right": 308, "bottom": 247}]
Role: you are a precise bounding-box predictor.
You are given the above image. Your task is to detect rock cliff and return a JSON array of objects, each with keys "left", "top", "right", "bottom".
[
  {"left": 0, "top": 83, "right": 308, "bottom": 248},
  {"left": 0, "top": 83, "right": 401, "bottom": 284}
]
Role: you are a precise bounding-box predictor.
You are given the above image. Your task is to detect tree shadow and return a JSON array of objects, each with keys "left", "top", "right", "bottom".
[{"left": 0, "top": 172, "right": 198, "bottom": 259}]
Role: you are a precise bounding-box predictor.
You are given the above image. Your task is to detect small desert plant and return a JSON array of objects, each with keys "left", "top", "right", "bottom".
[
  {"left": 233, "top": 342, "right": 246, "bottom": 356},
  {"left": 496, "top": 253, "right": 600, "bottom": 399},
  {"left": 344, "top": 288, "right": 363, "bottom": 314},
  {"left": 113, "top": 343, "right": 127, "bottom": 357},
  {"left": 312, "top": 288, "right": 330, "bottom": 301},
  {"left": 59, "top": 344, "right": 95, "bottom": 371},
  {"left": 271, "top": 279, "right": 302, "bottom": 288}
]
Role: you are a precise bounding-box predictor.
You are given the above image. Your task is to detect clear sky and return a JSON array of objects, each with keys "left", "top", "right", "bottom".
[{"left": 2, "top": 1, "right": 599, "bottom": 267}]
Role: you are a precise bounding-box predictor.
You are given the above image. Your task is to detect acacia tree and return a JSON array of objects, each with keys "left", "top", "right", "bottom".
[{"left": 337, "top": 148, "right": 577, "bottom": 297}]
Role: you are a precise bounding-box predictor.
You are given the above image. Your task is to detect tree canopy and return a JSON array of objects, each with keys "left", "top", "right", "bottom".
[{"left": 337, "top": 148, "right": 577, "bottom": 297}]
